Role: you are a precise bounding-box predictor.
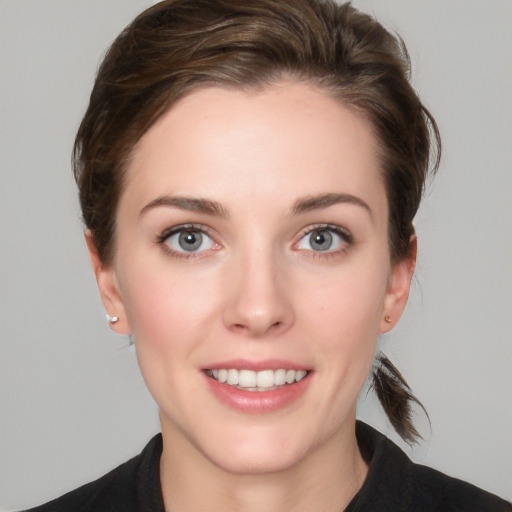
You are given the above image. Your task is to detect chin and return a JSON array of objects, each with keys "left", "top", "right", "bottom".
[
  {"left": 197, "top": 424, "right": 318, "bottom": 476},
  {"left": 208, "top": 445, "right": 306, "bottom": 476}
]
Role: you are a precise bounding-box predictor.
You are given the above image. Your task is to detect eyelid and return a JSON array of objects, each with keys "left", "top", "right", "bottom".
[
  {"left": 156, "top": 223, "right": 221, "bottom": 258},
  {"left": 156, "top": 222, "right": 352, "bottom": 258},
  {"left": 296, "top": 223, "right": 352, "bottom": 241},
  {"left": 293, "top": 223, "right": 353, "bottom": 252},
  {"left": 157, "top": 223, "right": 215, "bottom": 242}
]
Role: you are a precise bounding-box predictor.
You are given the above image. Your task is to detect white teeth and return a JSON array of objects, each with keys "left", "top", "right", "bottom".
[
  {"left": 208, "top": 368, "right": 308, "bottom": 390},
  {"left": 285, "top": 369, "right": 295, "bottom": 384},
  {"left": 227, "top": 369, "right": 239, "bottom": 385},
  {"left": 256, "top": 370, "right": 274, "bottom": 388},
  {"left": 274, "top": 368, "right": 287, "bottom": 386},
  {"left": 295, "top": 370, "right": 307, "bottom": 381},
  {"left": 238, "top": 369, "right": 257, "bottom": 387}
]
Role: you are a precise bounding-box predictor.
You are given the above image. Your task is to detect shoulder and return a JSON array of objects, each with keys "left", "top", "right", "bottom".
[
  {"left": 19, "top": 434, "right": 163, "bottom": 512},
  {"left": 410, "top": 461, "right": 511, "bottom": 512},
  {"left": 353, "top": 421, "right": 511, "bottom": 512}
]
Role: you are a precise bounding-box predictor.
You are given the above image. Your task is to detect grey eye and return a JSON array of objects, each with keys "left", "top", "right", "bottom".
[
  {"left": 308, "top": 230, "right": 333, "bottom": 251},
  {"left": 164, "top": 229, "right": 214, "bottom": 253},
  {"left": 178, "top": 231, "right": 202, "bottom": 251},
  {"left": 297, "top": 228, "right": 348, "bottom": 252}
]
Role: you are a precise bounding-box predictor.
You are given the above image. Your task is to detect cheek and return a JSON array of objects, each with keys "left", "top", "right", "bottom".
[
  {"left": 117, "top": 259, "right": 219, "bottom": 351},
  {"left": 299, "top": 263, "right": 389, "bottom": 340},
  {"left": 295, "top": 257, "right": 390, "bottom": 383},
  {"left": 116, "top": 260, "right": 220, "bottom": 405}
]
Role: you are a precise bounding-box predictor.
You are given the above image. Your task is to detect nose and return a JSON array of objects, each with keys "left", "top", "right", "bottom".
[{"left": 222, "top": 248, "right": 295, "bottom": 338}]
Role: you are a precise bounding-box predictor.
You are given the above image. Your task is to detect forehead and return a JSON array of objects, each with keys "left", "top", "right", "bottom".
[{"left": 122, "top": 82, "right": 385, "bottom": 216}]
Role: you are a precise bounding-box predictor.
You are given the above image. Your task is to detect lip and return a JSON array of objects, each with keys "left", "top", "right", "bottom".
[
  {"left": 202, "top": 359, "right": 313, "bottom": 413},
  {"left": 204, "top": 358, "right": 310, "bottom": 372}
]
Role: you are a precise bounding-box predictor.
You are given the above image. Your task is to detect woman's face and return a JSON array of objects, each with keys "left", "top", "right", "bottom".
[{"left": 91, "top": 83, "right": 413, "bottom": 474}]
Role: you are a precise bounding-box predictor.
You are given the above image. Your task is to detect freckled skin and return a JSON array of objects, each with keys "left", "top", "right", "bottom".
[{"left": 89, "top": 82, "right": 414, "bottom": 509}]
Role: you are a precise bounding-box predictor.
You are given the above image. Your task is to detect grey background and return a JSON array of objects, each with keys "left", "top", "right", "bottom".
[{"left": 1, "top": 0, "right": 510, "bottom": 509}]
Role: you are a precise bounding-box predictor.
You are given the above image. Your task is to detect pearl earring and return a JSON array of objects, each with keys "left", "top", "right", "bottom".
[
  {"left": 106, "top": 314, "right": 119, "bottom": 324},
  {"left": 384, "top": 315, "right": 392, "bottom": 323}
]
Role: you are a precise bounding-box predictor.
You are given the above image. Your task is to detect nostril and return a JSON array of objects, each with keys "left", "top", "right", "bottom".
[{"left": 230, "top": 320, "right": 283, "bottom": 335}]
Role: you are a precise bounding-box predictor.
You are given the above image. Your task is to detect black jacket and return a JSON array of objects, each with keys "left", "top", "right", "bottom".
[{"left": 22, "top": 422, "right": 510, "bottom": 511}]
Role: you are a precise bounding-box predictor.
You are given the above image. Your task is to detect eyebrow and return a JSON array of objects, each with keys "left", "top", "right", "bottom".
[
  {"left": 139, "top": 192, "right": 372, "bottom": 219},
  {"left": 139, "top": 195, "right": 228, "bottom": 218},
  {"left": 290, "top": 193, "right": 373, "bottom": 218}
]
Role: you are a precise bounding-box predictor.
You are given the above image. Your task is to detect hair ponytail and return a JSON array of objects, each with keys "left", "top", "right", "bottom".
[{"left": 371, "top": 354, "right": 428, "bottom": 444}]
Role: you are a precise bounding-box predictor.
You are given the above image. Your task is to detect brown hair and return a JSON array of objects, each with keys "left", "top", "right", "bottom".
[{"left": 74, "top": 0, "right": 440, "bottom": 443}]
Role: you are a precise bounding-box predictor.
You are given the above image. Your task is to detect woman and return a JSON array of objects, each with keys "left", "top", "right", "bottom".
[{"left": 12, "top": 0, "right": 510, "bottom": 510}]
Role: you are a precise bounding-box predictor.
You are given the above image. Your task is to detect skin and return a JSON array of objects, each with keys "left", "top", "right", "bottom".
[{"left": 87, "top": 82, "right": 415, "bottom": 511}]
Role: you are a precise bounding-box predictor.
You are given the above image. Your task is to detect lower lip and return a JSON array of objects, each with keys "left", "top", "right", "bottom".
[{"left": 203, "top": 372, "right": 312, "bottom": 413}]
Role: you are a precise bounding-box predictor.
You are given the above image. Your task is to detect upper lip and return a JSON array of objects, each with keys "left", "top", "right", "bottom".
[{"left": 203, "top": 359, "right": 310, "bottom": 371}]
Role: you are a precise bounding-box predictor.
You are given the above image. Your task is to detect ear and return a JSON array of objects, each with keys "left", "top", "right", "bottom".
[
  {"left": 85, "top": 230, "right": 130, "bottom": 335},
  {"left": 379, "top": 235, "right": 417, "bottom": 334}
]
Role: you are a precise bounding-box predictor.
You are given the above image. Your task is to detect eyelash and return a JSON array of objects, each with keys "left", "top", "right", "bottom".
[
  {"left": 294, "top": 224, "right": 354, "bottom": 258},
  {"left": 156, "top": 223, "right": 218, "bottom": 260},
  {"left": 156, "top": 223, "right": 354, "bottom": 260}
]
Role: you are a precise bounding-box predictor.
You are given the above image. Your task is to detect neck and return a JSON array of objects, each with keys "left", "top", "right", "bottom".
[{"left": 159, "top": 417, "right": 367, "bottom": 512}]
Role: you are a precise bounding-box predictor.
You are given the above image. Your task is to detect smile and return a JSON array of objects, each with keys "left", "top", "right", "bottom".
[{"left": 206, "top": 368, "right": 308, "bottom": 391}]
